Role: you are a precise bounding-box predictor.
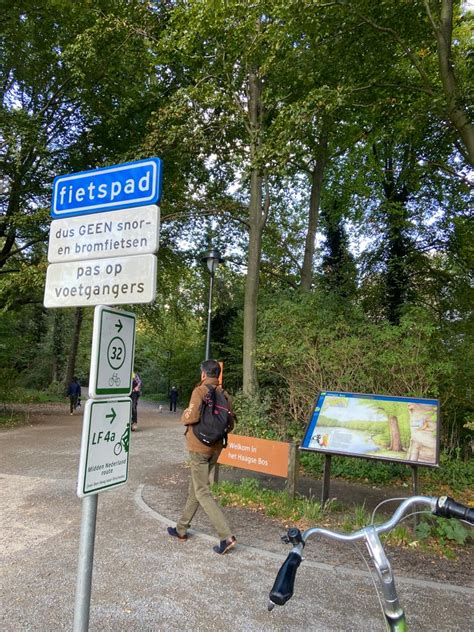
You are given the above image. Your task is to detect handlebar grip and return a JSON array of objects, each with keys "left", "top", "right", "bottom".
[
  {"left": 435, "top": 496, "right": 474, "bottom": 524},
  {"left": 269, "top": 551, "right": 302, "bottom": 607}
]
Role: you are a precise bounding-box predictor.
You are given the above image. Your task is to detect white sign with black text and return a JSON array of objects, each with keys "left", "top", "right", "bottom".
[
  {"left": 77, "top": 397, "right": 132, "bottom": 497},
  {"left": 89, "top": 305, "right": 136, "bottom": 399},
  {"left": 44, "top": 253, "right": 157, "bottom": 308},
  {"left": 47, "top": 204, "right": 160, "bottom": 263}
]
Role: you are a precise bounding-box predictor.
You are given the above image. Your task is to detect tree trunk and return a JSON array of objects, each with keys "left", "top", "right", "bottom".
[
  {"left": 242, "top": 70, "right": 266, "bottom": 397},
  {"left": 64, "top": 307, "right": 83, "bottom": 390},
  {"left": 379, "top": 148, "right": 412, "bottom": 325},
  {"left": 434, "top": 0, "right": 474, "bottom": 166},
  {"left": 388, "top": 414, "right": 402, "bottom": 451},
  {"left": 51, "top": 310, "right": 66, "bottom": 383},
  {"left": 300, "top": 130, "right": 328, "bottom": 291},
  {"left": 0, "top": 180, "right": 20, "bottom": 270}
]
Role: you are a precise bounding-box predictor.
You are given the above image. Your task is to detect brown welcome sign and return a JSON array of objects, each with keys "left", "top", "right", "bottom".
[{"left": 218, "top": 434, "right": 290, "bottom": 478}]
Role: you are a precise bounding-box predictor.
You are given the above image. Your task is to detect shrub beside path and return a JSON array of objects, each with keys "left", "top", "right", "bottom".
[{"left": 1, "top": 401, "right": 472, "bottom": 631}]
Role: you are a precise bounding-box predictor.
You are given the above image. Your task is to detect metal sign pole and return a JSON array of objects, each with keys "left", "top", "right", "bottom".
[
  {"left": 321, "top": 454, "right": 332, "bottom": 506},
  {"left": 286, "top": 442, "right": 300, "bottom": 500},
  {"left": 204, "top": 269, "right": 214, "bottom": 361},
  {"left": 73, "top": 494, "right": 98, "bottom": 632},
  {"left": 411, "top": 465, "right": 419, "bottom": 530}
]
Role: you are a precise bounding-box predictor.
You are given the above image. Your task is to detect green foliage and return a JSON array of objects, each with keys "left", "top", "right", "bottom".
[
  {"left": 416, "top": 517, "right": 471, "bottom": 546},
  {"left": 0, "top": 0, "right": 473, "bottom": 469},
  {"left": 257, "top": 294, "right": 472, "bottom": 451},
  {"left": 231, "top": 392, "right": 280, "bottom": 440},
  {"left": 214, "top": 479, "right": 472, "bottom": 565},
  {"left": 0, "top": 410, "right": 30, "bottom": 428},
  {"left": 0, "top": 304, "right": 93, "bottom": 394},
  {"left": 142, "top": 393, "right": 169, "bottom": 404},
  {"left": 133, "top": 298, "right": 205, "bottom": 402},
  {"left": 0, "top": 387, "right": 64, "bottom": 404},
  {"left": 383, "top": 525, "right": 412, "bottom": 548},
  {"left": 299, "top": 449, "right": 473, "bottom": 492},
  {"left": 231, "top": 477, "right": 260, "bottom": 500},
  {"left": 214, "top": 478, "right": 471, "bottom": 553},
  {"left": 423, "top": 450, "right": 474, "bottom": 492},
  {"left": 414, "top": 521, "right": 432, "bottom": 540}
]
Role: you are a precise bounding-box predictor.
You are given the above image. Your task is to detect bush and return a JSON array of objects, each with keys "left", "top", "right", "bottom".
[
  {"left": 299, "top": 449, "right": 473, "bottom": 492},
  {"left": 231, "top": 391, "right": 281, "bottom": 439},
  {"left": 257, "top": 294, "right": 470, "bottom": 452},
  {"left": 300, "top": 451, "right": 409, "bottom": 486},
  {"left": 423, "top": 450, "right": 474, "bottom": 492}
]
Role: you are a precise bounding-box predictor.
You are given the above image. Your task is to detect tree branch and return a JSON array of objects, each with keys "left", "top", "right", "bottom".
[
  {"left": 430, "top": 0, "right": 474, "bottom": 166},
  {"left": 344, "top": 6, "right": 434, "bottom": 96}
]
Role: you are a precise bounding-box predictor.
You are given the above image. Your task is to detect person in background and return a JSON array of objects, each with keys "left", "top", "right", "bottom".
[
  {"left": 67, "top": 377, "right": 81, "bottom": 416},
  {"left": 167, "top": 359, "right": 237, "bottom": 555},
  {"left": 169, "top": 386, "right": 178, "bottom": 412},
  {"left": 131, "top": 372, "right": 142, "bottom": 431}
]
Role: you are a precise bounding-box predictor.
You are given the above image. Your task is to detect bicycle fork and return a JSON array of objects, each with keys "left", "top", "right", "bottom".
[{"left": 364, "top": 527, "right": 407, "bottom": 632}]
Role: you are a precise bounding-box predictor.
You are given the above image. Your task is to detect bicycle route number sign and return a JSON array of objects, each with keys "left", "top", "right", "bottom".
[
  {"left": 89, "top": 305, "right": 136, "bottom": 398},
  {"left": 77, "top": 397, "right": 132, "bottom": 497}
]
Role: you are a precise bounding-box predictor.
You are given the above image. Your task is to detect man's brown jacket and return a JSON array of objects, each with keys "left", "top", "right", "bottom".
[{"left": 180, "top": 377, "right": 235, "bottom": 456}]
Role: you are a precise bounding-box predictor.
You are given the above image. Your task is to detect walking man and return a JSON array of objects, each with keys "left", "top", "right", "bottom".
[
  {"left": 169, "top": 386, "right": 178, "bottom": 412},
  {"left": 131, "top": 372, "right": 142, "bottom": 431},
  {"left": 167, "top": 359, "right": 237, "bottom": 554},
  {"left": 66, "top": 377, "right": 81, "bottom": 415}
]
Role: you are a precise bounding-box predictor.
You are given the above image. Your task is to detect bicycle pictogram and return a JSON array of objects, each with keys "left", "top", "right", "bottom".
[
  {"left": 108, "top": 372, "right": 121, "bottom": 387},
  {"left": 113, "top": 424, "right": 131, "bottom": 455}
]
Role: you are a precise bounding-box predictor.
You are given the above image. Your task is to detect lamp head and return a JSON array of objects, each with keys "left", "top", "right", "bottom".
[{"left": 201, "top": 249, "right": 224, "bottom": 274}]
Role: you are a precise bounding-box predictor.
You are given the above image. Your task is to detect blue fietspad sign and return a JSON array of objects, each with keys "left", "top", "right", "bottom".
[{"left": 51, "top": 157, "right": 163, "bottom": 218}]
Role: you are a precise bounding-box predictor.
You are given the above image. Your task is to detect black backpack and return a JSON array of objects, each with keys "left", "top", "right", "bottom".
[{"left": 192, "top": 385, "right": 232, "bottom": 447}]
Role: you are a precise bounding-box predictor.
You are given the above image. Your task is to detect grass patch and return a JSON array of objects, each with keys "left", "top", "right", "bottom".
[
  {"left": 212, "top": 478, "right": 336, "bottom": 528},
  {"left": 0, "top": 409, "right": 31, "bottom": 428},
  {"left": 142, "top": 392, "right": 168, "bottom": 403},
  {"left": 0, "top": 388, "right": 64, "bottom": 427},
  {"left": 0, "top": 387, "right": 64, "bottom": 404},
  {"left": 213, "top": 477, "right": 472, "bottom": 557}
]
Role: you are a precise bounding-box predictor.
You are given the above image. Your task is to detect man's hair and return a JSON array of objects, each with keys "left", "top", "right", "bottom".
[{"left": 200, "top": 359, "right": 221, "bottom": 378}]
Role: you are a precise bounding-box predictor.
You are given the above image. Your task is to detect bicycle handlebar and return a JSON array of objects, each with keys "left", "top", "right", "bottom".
[
  {"left": 435, "top": 496, "right": 474, "bottom": 523},
  {"left": 268, "top": 495, "right": 473, "bottom": 610}
]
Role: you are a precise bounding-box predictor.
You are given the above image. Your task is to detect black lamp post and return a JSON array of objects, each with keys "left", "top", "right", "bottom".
[
  {"left": 166, "top": 350, "right": 171, "bottom": 394},
  {"left": 201, "top": 249, "right": 224, "bottom": 360}
]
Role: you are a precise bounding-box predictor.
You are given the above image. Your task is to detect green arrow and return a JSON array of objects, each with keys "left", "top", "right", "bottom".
[
  {"left": 115, "top": 319, "right": 123, "bottom": 333},
  {"left": 106, "top": 408, "right": 116, "bottom": 424}
]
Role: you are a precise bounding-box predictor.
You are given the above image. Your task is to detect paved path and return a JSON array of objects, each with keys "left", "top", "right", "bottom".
[{"left": 1, "top": 401, "right": 472, "bottom": 631}]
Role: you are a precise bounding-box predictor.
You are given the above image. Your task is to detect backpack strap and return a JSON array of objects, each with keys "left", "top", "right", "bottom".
[{"left": 202, "top": 383, "right": 217, "bottom": 403}]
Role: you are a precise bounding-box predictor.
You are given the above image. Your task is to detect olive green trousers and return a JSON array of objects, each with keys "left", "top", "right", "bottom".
[{"left": 176, "top": 451, "right": 232, "bottom": 541}]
